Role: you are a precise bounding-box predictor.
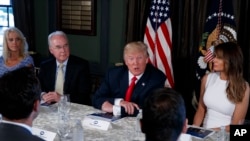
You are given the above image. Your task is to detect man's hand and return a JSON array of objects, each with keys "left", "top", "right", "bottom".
[
  {"left": 42, "top": 91, "right": 61, "bottom": 104},
  {"left": 120, "top": 100, "right": 139, "bottom": 115},
  {"left": 101, "top": 101, "right": 114, "bottom": 113}
]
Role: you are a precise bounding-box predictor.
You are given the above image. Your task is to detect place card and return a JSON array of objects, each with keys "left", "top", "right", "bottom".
[
  {"left": 32, "top": 127, "right": 56, "bottom": 141},
  {"left": 178, "top": 133, "right": 192, "bottom": 141},
  {"left": 82, "top": 116, "right": 112, "bottom": 131}
]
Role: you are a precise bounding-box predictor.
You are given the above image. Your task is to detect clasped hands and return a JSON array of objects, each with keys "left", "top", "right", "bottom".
[
  {"left": 120, "top": 100, "right": 139, "bottom": 115},
  {"left": 42, "top": 91, "right": 61, "bottom": 104},
  {"left": 102, "top": 100, "right": 140, "bottom": 116}
]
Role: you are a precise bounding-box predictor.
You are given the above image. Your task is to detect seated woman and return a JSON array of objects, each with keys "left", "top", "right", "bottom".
[
  {"left": 193, "top": 42, "right": 250, "bottom": 132},
  {"left": 0, "top": 27, "right": 34, "bottom": 77}
]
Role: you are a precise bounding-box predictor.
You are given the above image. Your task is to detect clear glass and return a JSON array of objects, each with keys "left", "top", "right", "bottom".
[
  {"left": 57, "top": 114, "right": 72, "bottom": 140},
  {"left": 215, "top": 126, "right": 228, "bottom": 141},
  {"left": 57, "top": 94, "right": 72, "bottom": 140},
  {"left": 58, "top": 94, "right": 71, "bottom": 115},
  {"left": 0, "top": 113, "right": 2, "bottom": 123},
  {"left": 72, "top": 119, "right": 84, "bottom": 141}
]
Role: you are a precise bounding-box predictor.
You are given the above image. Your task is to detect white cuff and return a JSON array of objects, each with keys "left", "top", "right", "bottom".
[
  {"left": 40, "top": 92, "right": 46, "bottom": 104},
  {"left": 114, "top": 98, "right": 123, "bottom": 106},
  {"left": 113, "top": 105, "right": 121, "bottom": 116}
]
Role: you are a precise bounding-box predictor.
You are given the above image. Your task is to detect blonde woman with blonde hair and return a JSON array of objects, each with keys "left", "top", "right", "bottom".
[{"left": 0, "top": 27, "right": 34, "bottom": 77}]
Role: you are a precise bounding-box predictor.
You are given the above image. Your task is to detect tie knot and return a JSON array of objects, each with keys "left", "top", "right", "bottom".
[
  {"left": 59, "top": 63, "right": 64, "bottom": 68},
  {"left": 132, "top": 76, "right": 137, "bottom": 81}
]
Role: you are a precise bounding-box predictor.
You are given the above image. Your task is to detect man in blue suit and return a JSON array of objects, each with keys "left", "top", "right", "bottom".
[
  {"left": 93, "top": 41, "right": 166, "bottom": 117},
  {"left": 38, "top": 31, "right": 91, "bottom": 105},
  {"left": 0, "top": 67, "right": 44, "bottom": 141}
]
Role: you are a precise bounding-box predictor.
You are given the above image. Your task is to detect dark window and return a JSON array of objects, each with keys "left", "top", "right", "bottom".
[{"left": 0, "top": 0, "right": 14, "bottom": 55}]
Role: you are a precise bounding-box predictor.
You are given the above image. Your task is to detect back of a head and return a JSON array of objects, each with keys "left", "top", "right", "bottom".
[
  {"left": 142, "top": 87, "right": 186, "bottom": 141},
  {"left": 0, "top": 67, "right": 41, "bottom": 120}
]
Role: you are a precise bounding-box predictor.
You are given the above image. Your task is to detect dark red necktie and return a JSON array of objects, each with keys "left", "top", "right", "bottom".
[{"left": 125, "top": 76, "right": 137, "bottom": 101}]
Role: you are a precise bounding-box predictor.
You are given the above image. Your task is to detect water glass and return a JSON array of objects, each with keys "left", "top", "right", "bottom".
[
  {"left": 57, "top": 114, "right": 71, "bottom": 140},
  {"left": 58, "top": 94, "right": 71, "bottom": 115},
  {"left": 0, "top": 113, "right": 2, "bottom": 123}
]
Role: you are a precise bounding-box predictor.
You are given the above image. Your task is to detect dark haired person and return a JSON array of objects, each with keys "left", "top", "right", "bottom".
[
  {"left": 141, "top": 88, "right": 188, "bottom": 141},
  {"left": 0, "top": 67, "right": 44, "bottom": 141}
]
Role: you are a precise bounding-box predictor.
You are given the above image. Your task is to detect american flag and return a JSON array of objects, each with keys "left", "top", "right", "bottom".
[{"left": 143, "top": 0, "right": 174, "bottom": 88}]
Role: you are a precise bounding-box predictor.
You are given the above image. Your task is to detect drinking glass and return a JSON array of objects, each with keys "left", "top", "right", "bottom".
[
  {"left": 0, "top": 113, "right": 2, "bottom": 123},
  {"left": 57, "top": 114, "right": 72, "bottom": 140},
  {"left": 57, "top": 94, "right": 72, "bottom": 140},
  {"left": 58, "top": 94, "right": 71, "bottom": 115}
]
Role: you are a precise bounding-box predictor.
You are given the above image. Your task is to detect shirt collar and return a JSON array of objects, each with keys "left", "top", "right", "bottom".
[
  {"left": 56, "top": 59, "right": 68, "bottom": 67},
  {"left": 2, "top": 120, "right": 32, "bottom": 133},
  {"left": 128, "top": 71, "right": 143, "bottom": 81}
]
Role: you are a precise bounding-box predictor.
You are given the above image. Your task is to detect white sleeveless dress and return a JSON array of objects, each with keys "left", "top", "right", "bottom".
[{"left": 202, "top": 72, "right": 235, "bottom": 128}]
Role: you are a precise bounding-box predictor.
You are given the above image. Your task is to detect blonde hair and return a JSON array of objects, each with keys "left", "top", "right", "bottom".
[
  {"left": 123, "top": 41, "right": 149, "bottom": 59},
  {"left": 2, "top": 27, "right": 28, "bottom": 61}
]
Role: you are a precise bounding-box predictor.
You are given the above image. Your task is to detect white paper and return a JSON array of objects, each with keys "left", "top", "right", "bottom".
[
  {"left": 178, "top": 133, "right": 192, "bottom": 141},
  {"left": 82, "top": 116, "right": 112, "bottom": 131},
  {"left": 32, "top": 127, "right": 56, "bottom": 141}
]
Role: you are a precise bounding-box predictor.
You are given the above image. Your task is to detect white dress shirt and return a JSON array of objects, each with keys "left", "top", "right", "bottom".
[{"left": 113, "top": 71, "right": 143, "bottom": 116}]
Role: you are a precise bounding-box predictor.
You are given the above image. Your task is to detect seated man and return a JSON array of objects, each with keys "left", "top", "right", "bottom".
[
  {"left": 92, "top": 41, "right": 166, "bottom": 117},
  {"left": 0, "top": 67, "right": 44, "bottom": 141},
  {"left": 141, "top": 88, "right": 189, "bottom": 141},
  {"left": 38, "top": 31, "right": 92, "bottom": 105}
]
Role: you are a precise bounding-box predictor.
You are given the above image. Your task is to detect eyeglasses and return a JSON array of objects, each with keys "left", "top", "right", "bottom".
[{"left": 53, "top": 45, "right": 69, "bottom": 50}]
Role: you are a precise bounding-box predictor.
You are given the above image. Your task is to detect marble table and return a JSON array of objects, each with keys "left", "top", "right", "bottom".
[{"left": 33, "top": 103, "right": 225, "bottom": 141}]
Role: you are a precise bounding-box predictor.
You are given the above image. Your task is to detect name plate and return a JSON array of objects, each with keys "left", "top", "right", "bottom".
[
  {"left": 82, "top": 116, "right": 112, "bottom": 131},
  {"left": 32, "top": 127, "right": 56, "bottom": 141}
]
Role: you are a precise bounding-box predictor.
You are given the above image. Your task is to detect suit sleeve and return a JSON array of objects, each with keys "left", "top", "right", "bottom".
[
  {"left": 70, "top": 60, "right": 92, "bottom": 105},
  {"left": 92, "top": 67, "right": 123, "bottom": 109}
]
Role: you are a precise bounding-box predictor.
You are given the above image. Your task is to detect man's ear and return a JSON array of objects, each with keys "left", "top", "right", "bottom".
[
  {"left": 30, "top": 100, "right": 40, "bottom": 120},
  {"left": 49, "top": 47, "right": 53, "bottom": 54},
  {"left": 33, "top": 100, "right": 40, "bottom": 112},
  {"left": 182, "top": 118, "right": 188, "bottom": 133}
]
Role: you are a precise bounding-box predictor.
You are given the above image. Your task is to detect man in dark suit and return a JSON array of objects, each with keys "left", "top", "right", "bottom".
[
  {"left": 0, "top": 67, "right": 44, "bottom": 141},
  {"left": 92, "top": 41, "right": 166, "bottom": 116},
  {"left": 38, "top": 31, "right": 91, "bottom": 105}
]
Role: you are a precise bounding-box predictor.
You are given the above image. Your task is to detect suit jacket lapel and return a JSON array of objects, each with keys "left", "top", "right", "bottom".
[
  {"left": 64, "top": 56, "right": 72, "bottom": 92},
  {"left": 50, "top": 60, "right": 57, "bottom": 89},
  {"left": 120, "top": 69, "right": 129, "bottom": 98},
  {"left": 131, "top": 65, "right": 150, "bottom": 100}
]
